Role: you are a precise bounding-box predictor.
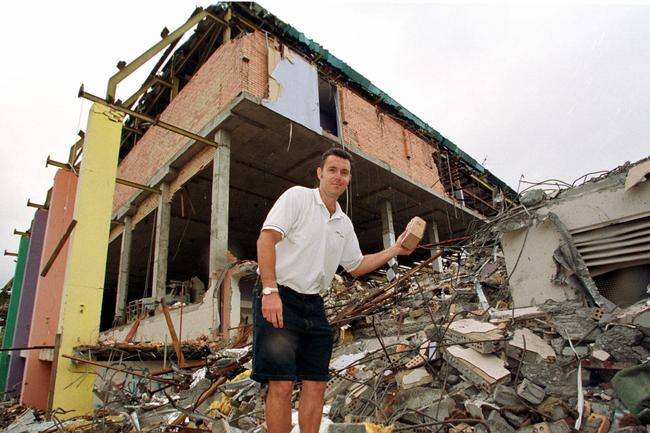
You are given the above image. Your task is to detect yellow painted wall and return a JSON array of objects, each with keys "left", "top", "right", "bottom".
[{"left": 50, "top": 104, "right": 123, "bottom": 416}]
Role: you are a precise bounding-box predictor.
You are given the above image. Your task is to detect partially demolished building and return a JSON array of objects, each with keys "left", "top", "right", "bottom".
[
  {"left": 2, "top": 3, "right": 650, "bottom": 432},
  {"left": 0, "top": 1, "right": 515, "bottom": 418}
]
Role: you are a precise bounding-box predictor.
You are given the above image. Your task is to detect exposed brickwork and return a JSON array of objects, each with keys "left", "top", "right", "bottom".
[
  {"left": 114, "top": 30, "right": 446, "bottom": 217},
  {"left": 339, "top": 88, "right": 446, "bottom": 196},
  {"left": 113, "top": 31, "right": 268, "bottom": 212}
]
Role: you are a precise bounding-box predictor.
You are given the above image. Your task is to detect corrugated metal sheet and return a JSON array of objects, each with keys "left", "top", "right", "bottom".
[{"left": 572, "top": 215, "right": 650, "bottom": 276}]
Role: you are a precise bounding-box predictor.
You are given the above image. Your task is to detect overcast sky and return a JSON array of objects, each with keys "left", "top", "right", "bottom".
[{"left": 0, "top": 1, "right": 648, "bottom": 284}]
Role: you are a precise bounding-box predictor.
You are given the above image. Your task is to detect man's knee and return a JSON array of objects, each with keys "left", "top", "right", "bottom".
[
  {"left": 301, "top": 380, "right": 327, "bottom": 396},
  {"left": 268, "top": 381, "right": 294, "bottom": 400}
]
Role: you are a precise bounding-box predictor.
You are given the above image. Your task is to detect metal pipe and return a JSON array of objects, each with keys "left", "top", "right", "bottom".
[
  {"left": 115, "top": 178, "right": 160, "bottom": 194},
  {"left": 47, "top": 156, "right": 161, "bottom": 194},
  {"left": 0, "top": 345, "right": 54, "bottom": 352},
  {"left": 40, "top": 220, "right": 77, "bottom": 277},
  {"left": 13, "top": 229, "right": 30, "bottom": 238},
  {"left": 79, "top": 86, "right": 219, "bottom": 149},
  {"left": 61, "top": 354, "right": 185, "bottom": 388},
  {"left": 4, "top": 250, "right": 18, "bottom": 257},
  {"left": 27, "top": 199, "right": 48, "bottom": 210},
  {"left": 46, "top": 156, "right": 70, "bottom": 170}
]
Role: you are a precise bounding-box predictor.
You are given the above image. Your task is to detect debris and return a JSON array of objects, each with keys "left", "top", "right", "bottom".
[
  {"left": 396, "top": 368, "right": 432, "bottom": 390},
  {"left": 443, "top": 345, "right": 510, "bottom": 390},
  {"left": 516, "top": 378, "right": 546, "bottom": 405},
  {"left": 520, "top": 189, "right": 547, "bottom": 207},
  {"left": 506, "top": 328, "right": 556, "bottom": 362},
  {"left": 446, "top": 318, "right": 505, "bottom": 354},
  {"left": 6, "top": 160, "right": 650, "bottom": 432}
]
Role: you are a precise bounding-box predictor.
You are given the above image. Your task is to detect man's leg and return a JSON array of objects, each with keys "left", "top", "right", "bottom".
[
  {"left": 266, "top": 380, "right": 294, "bottom": 433},
  {"left": 298, "top": 380, "right": 328, "bottom": 433}
]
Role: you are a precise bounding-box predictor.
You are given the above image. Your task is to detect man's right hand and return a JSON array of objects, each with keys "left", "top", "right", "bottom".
[{"left": 261, "top": 293, "right": 284, "bottom": 328}]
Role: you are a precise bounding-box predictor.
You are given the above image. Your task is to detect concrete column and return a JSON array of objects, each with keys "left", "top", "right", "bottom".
[
  {"left": 209, "top": 130, "right": 231, "bottom": 282},
  {"left": 51, "top": 103, "right": 123, "bottom": 416},
  {"left": 152, "top": 183, "right": 171, "bottom": 300},
  {"left": 114, "top": 216, "right": 132, "bottom": 322},
  {"left": 210, "top": 130, "right": 231, "bottom": 334},
  {"left": 428, "top": 219, "right": 443, "bottom": 272},
  {"left": 380, "top": 200, "right": 397, "bottom": 267}
]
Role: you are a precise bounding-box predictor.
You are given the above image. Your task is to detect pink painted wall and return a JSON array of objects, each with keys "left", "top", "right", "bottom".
[{"left": 21, "top": 170, "right": 78, "bottom": 410}]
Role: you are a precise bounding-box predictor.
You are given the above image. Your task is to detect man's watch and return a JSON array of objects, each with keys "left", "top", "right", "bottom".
[{"left": 262, "top": 287, "right": 279, "bottom": 296}]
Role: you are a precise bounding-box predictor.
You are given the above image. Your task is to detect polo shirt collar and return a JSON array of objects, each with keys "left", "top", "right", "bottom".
[{"left": 313, "top": 188, "right": 344, "bottom": 219}]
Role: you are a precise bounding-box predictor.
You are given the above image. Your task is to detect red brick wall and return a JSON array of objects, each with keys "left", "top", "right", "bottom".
[
  {"left": 339, "top": 88, "right": 446, "bottom": 196},
  {"left": 114, "top": 30, "right": 446, "bottom": 213},
  {"left": 113, "top": 31, "right": 268, "bottom": 212}
]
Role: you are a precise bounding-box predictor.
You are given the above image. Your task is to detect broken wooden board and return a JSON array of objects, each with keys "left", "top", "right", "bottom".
[
  {"left": 446, "top": 318, "right": 505, "bottom": 354},
  {"left": 505, "top": 328, "right": 556, "bottom": 363},
  {"left": 442, "top": 345, "right": 510, "bottom": 390}
]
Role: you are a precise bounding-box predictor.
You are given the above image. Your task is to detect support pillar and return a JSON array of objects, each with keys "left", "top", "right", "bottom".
[
  {"left": 6, "top": 210, "right": 48, "bottom": 399},
  {"left": 50, "top": 103, "right": 123, "bottom": 416},
  {"left": 114, "top": 216, "right": 132, "bottom": 323},
  {"left": 152, "top": 184, "right": 170, "bottom": 300},
  {"left": 209, "top": 130, "right": 231, "bottom": 333},
  {"left": 380, "top": 200, "right": 397, "bottom": 268},
  {"left": 428, "top": 219, "right": 443, "bottom": 272}
]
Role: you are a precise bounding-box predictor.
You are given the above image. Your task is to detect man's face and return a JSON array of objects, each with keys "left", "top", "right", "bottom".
[{"left": 317, "top": 155, "right": 351, "bottom": 199}]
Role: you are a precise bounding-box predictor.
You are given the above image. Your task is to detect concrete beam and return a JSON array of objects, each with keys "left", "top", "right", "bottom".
[{"left": 428, "top": 219, "right": 443, "bottom": 272}]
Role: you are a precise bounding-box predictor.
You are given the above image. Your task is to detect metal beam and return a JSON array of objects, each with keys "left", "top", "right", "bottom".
[
  {"left": 26, "top": 199, "right": 47, "bottom": 210},
  {"left": 39, "top": 220, "right": 77, "bottom": 277},
  {"left": 80, "top": 87, "right": 219, "bottom": 149},
  {"left": 106, "top": 8, "right": 227, "bottom": 102},
  {"left": 13, "top": 229, "right": 30, "bottom": 238},
  {"left": 47, "top": 156, "right": 161, "bottom": 194}
]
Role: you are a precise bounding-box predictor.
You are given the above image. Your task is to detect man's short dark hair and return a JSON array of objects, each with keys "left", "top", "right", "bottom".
[{"left": 320, "top": 147, "right": 353, "bottom": 168}]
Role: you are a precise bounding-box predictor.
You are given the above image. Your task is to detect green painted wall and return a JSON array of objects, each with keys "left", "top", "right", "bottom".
[{"left": 0, "top": 235, "right": 30, "bottom": 393}]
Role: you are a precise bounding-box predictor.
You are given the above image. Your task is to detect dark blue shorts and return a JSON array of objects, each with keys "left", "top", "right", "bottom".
[{"left": 251, "top": 282, "right": 334, "bottom": 383}]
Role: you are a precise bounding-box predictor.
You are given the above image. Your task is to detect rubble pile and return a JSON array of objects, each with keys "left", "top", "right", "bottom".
[{"left": 1, "top": 230, "right": 649, "bottom": 432}]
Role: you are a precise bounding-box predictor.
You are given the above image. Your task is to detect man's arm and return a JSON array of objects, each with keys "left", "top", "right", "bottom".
[
  {"left": 256, "top": 229, "right": 284, "bottom": 328},
  {"left": 349, "top": 230, "right": 415, "bottom": 278}
]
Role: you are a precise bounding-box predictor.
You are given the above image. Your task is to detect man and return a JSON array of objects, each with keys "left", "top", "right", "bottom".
[{"left": 254, "top": 148, "right": 415, "bottom": 433}]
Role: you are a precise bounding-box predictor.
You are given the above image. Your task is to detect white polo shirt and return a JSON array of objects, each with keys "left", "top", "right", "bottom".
[{"left": 261, "top": 186, "right": 363, "bottom": 294}]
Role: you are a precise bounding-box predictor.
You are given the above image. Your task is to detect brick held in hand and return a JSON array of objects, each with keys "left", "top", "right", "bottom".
[{"left": 402, "top": 216, "right": 426, "bottom": 250}]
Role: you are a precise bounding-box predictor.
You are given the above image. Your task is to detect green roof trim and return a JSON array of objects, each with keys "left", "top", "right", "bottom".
[{"left": 228, "top": 3, "right": 515, "bottom": 195}]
